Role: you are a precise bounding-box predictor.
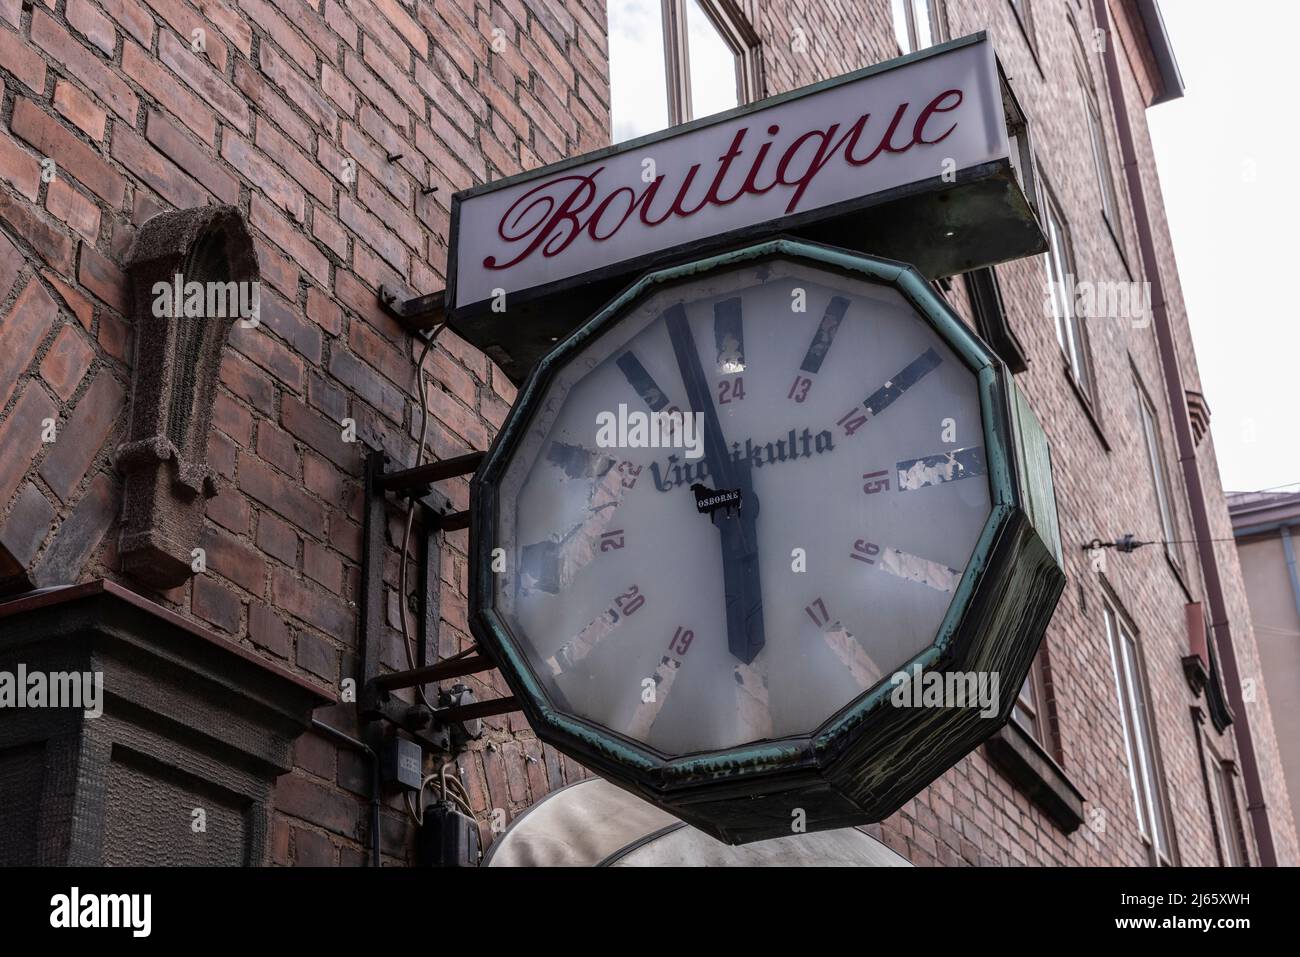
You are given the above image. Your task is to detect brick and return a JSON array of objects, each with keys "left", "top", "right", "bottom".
[
  {"left": 199, "top": 524, "right": 267, "bottom": 595},
  {"left": 305, "top": 286, "right": 343, "bottom": 336},
  {"left": 53, "top": 81, "right": 108, "bottom": 142},
  {"left": 158, "top": 29, "right": 249, "bottom": 134},
  {"left": 0, "top": 229, "right": 22, "bottom": 304},
  {"left": 257, "top": 420, "right": 299, "bottom": 476},
  {"left": 219, "top": 349, "right": 276, "bottom": 410},
  {"left": 192, "top": 575, "right": 242, "bottom": 633},
  {"left": 425, "top": 383, "right": 489, "bottom": 451},
  {"left": 302, "top": 452, "right": 344, "bottom": 506},
  {"left": 221, "top": 402, "right": 264, "bottom": 457},
  {"left": 241, "top": 0, "right": 316, "bottom": 71},
  {"left": 340, "top": 121, "right": 412, "bottom": 206},
  {"left": 257, "top": 292, "right": 323, "bottom": 366},
  {"left": 259, "top": 43, "right": 336, "bottom": 133},
  {"left": 238, "top": 451, "right": 325, "bottom": 532},
  {"left": 139, "top": 0, "right": 241, "bottom": 68},
  {"left": 320, "top": 63, "right": 356, "bottom": 117},
  {"left": 272, "top": 564, "right": 354, "bottom": 637},
  {"left": 328, "top": 348, "right": 406, "bottom": 424},
  {"left": 44, "top": 180, "right": 99, "bottom": 242},
  {"left": 206, "top": 486, "right": 250, "bottom": 535},
  {"left": 0, "top": 385, "right": 57, "bottom": 509},
  {"left": 343, "top": 51, "right": 408, "bottom": 131},
  {"left": 234, "top": 58, "right": 314, "bottom": 151},
  {"left": 248, "top": 600, "right": 292, "bottom": 658},
  {"left": 347, "top": 316, "right": 409, "bottom": 388},
  {"left": 78, "top": 244, "right": 128, "bottom": 315},
  {"left": 33, "top": 470, "right": 116, "bottom": 585},
  {"left": 0, "top": 130, "right": 40, "bottom": 203},
  {"left": 256, "top": 511, "right": 299, "bottom": 565},
  {"left": 222, "top": 133, "right": 306, "bottom": 223},
  {"left": 10, "top": 98, "right": 126, "bottom": 208},
  {"left": 281, "top": 395, "right": 356, "bottom": 469},
  {"left": 254, "top": 120, "right": 332, "bottom": 205},
  {"left": 248, "top": 194, "right": 325, "bottom": 283},
  {"left": 31, "top": 12, "right": 138, "bottom": 120},
  {"left": 123, "top": 39, "right": 218, "bottom": 145},
  {"left": 252, "top": 238, "right": 298, "bottom": 299},
  {"left": 228, "top": 320, "right": 305, "bottom": 392},
  {"left": 115, "top": 126, "right": 208, "bottom": 210},
  {"left": 144, "top": 109, "right": 240, "bottom": 205},
  {"left": 295, "top": 629, "right": 338, "bottom": 681},
  {"left": 39, "top": 324, "right": 95, "bottom": 400},
  {"left": 0, "top": 278, "right": 58, "bottom": 408},
  {"left": 275, "top": 773, "right": 355, "bottom": 837},
  {"left": 67, "top": 0, "right": 116, "bottom": 56},
  {"left": 96, "top": 310, "right": 130, "bottom": 362},
  {"left": 0, "top": 482, "right": 55, "bottom": 567},
  {"left": 302, "top": 540, "right": 343, "bottom": 592},
  {"left": 340, "top": 196, "right": 407, "bottom": 273},
  {"left": 324, "top": 0, "right": 356, "bottom": 49},
  {"left": 0, "top": 22, "right": 48, "bottom": 93},
  {"left": 39, "top": 369, "right": 126, "bottom": 502},
  {"left": 100, "top": 0, "right": 155, "bottom": 47},
  {"left": 310, "top": 211, "right": 346, "bottom": 262},
  {"left": 208, "top": 427, "right": 236, "bottom": 478}
]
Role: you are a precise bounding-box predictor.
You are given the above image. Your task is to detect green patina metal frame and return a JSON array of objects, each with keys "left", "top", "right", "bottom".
[{"left": 470, "top": 237, "right": 1065, "bottom": 843}]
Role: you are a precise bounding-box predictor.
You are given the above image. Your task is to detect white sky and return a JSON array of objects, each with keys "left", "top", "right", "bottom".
[{"left": 1146, "top": 1, "right": 1300, "bottom": 494}]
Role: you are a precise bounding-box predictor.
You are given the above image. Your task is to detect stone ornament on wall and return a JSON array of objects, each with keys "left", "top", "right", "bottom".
[{"left": 115, "top": 205, "right": 259, "bottom": 589}]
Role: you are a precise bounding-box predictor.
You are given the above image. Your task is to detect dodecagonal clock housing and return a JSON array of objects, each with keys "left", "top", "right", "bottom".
[{"left": 470, "top": 237, "right": 1065, "bottom": 844}]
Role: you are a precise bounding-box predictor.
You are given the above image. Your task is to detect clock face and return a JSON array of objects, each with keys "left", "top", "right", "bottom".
[{"left": 489, "top": 257, "right": 992, "bottom": 757}]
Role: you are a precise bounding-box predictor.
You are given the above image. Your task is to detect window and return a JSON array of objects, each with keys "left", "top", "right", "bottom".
[
  {"left": 1136, "top": 381, "right": 1181, "bottom": 569},
  {"left": 1209, "top": 757, "right": 1250, "bottom": 866},
  {"left": 1077, "top": 61, "right": 1120, "bottom": 232},
  {"left": 1042, "top": 188, "right": 1093, "bottom": 398},
  {"left": 608, "top": 0, "right": 761, "bottom": 143},
  {"left": 1104, "top": 600, "right": 1173, "bottom": 864},
  {"left": 1012, "top": 653, "right": 1051, "bottom": 747},
  {"left": 891, "top": 0, "right": 946, "bottom": 55}
]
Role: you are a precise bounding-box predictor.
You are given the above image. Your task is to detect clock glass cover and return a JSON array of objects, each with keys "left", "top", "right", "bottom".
[{"left": 489, "top": 257, "right": 992, "bottom": 756}]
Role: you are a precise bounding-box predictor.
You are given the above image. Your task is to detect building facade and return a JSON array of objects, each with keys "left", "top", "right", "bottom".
[
  {"left": 0, "top": 0, "right": 1294, "bottom": 866},
  {"left": 1230, "top": 490, "right": 1300, "bottom": 846}
]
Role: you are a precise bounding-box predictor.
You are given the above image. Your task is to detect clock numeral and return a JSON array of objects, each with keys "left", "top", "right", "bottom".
[
  {"left": 618, "top": 461, "right": 642, "bottom": 489},
  {"left": 836, "top": 407, "right": 868, "bottom": 436},
  {"left": 804, "top": 597, "right": 831, "bottom": 627},
  {"left": 850, "top": 540, "right": 881, "bottom": 565},
  {"left": 615, "top": 584, "right": 644, "bottom": 616},
  {"left": 600, "top": 529, "right": 625, "bottom": 552},
  {"left": 862, "top": 470, "right": 890, "bottom": 494},
  {"left": 668, "top": 626, "right": 694, "bottom": 657},
  {"left": 787, "top": 375, "right": 812, "bottom": 403},
  {"left": 717, "top": 377, "right": 745, "bottom": 404}
]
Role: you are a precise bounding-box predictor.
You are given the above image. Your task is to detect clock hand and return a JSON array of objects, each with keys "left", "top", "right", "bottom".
[{"left": 664, "top": 304, "right": 766, "bottom": 664}]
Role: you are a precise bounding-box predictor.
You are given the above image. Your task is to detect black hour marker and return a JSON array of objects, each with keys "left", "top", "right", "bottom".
[
  {"left": 896, "top": 446, "right": 988, "bottom": 491},
  {"left": 616, "top": 352, "right": 670, "bottom": 411},
  {"left": 799, "top": 296, "right": 849, "bottom": 374},
  {"left": 863, "top": 348, "right": 942, "bottom": 415},
  {"left": 714, "top": 298, "right": 744, "bottom": 373}
]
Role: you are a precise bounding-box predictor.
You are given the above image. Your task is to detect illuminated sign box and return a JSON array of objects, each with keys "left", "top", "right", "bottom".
[{"left": 448, "top": 33, "right": 1044, "bottom": 381}]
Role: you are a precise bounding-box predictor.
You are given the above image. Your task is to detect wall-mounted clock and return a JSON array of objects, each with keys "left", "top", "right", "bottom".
[{"left": 470, "top": 238, "right": 1065, "bottom": 844}]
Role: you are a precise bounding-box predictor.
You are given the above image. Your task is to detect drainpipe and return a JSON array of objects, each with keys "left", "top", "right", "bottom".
[{"left": 1093, "top": 0, "right": 1277, "bottom": 865}]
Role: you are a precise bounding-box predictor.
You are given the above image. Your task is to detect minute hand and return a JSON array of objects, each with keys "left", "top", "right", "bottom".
[{"left": 664, "top": 304, "right": 765, "bottom": 664}]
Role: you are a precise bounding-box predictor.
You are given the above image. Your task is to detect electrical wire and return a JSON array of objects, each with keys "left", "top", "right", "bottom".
[{"left": 399, "top": 323, "right": 446, "bottom": 711}]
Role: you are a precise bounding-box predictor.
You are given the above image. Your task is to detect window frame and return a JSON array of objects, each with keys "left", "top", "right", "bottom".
[
  {"left": 1012, "top": 652, "right": 1052, "bottom": 749},
  {"left": 891, "top": 0, "right": 947, "bottom": 55},
  {"left": 1104, "top": 596, "right": 1175, "bottom": 865},
  {"left": 661, "top": 0, "right": 763, "bottom": 128},
  {"left": 1041, "top": 184, "right": 1095, "bottom": 402},
  {"left": 1135, "top": 375, "right": 1183, "bottom": 572}
]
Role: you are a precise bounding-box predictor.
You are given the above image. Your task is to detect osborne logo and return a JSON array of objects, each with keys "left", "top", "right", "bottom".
[{"left": 451, "top": 37, "right": 1008, "bottom": 310}]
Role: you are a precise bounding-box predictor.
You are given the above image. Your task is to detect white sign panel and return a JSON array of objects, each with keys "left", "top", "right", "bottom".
[{"left": 450, "top": 35, "right": 1009, "bottom": 313}]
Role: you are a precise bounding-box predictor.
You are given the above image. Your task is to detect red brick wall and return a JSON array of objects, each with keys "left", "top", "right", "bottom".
[{"left": 0, "top": 0, "right": 1293, "bottom": 866}]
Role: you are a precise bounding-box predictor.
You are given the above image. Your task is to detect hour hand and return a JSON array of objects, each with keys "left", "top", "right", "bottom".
[{"left": 717, "top": 463, "right": 764, "bottom": 663}]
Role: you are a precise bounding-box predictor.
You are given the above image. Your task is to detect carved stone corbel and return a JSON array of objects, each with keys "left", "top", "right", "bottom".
[{"left": 115, "top": 205, "right": 259, "bottom": 588}]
